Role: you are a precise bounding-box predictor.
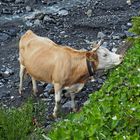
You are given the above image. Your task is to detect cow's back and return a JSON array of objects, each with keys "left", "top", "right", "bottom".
[{"left": 19, "top": 30, "right": 87, "bottom": 86}]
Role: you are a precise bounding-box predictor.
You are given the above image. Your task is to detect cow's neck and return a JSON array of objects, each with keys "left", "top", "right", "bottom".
[{"left": 71, "top": 54, "right": 92, "bottom": 83}]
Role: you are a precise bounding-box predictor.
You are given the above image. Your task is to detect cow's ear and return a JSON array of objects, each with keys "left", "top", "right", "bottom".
[
  {"left": 86, "top": 52, "right": 97, "bottom": 61},
  {"left": 86, "top": 52, "right": 92, "bottom": 59}
]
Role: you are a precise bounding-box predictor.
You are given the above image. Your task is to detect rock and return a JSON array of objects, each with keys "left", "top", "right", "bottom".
[
  {"left": 1, "top": 0, "right": 15, "bottom": 2},
  {"left": 2, "top": 8, "right": 12, "bottom": 14},
  {"left": 35, "top": 12, "right": 45, "bottom": 20},
  {"left": 15, "top": 0, "right": 23, "bottom": 4},
  {"left": 26, "top": 6, "right": 32, "bottom": 12},
  {"left": 124, "top": 31, "right": 135, "bottom": 37},
  {"left": 112, "top": 47, "right": 117, "bottom": 53},
  {"left": 25, "top": 20, "right": 33, "bottom": 27},
  {"left": 1, "top": 92, "right": 10, "bottom": 99},
  {"left": 25, "top": 0, "right": 37, "bottom": 5},
  {"left": 127, "top": 22, "right": 132, "bottom": 27},
  {"left": 62, "top": 101, "right": 73, "bottom": 109},
  {"left": 121, "top": 25, "right": 128, "bottom": 31},
  {"left": 44, "top": 84, "right": 53, "bottom": 92},
  {"left": 85, "top": 9, "right": 92, "bottom": 17},
  {"left": 0, "top": 82, "right": 4, "bottom": 88},
  {"left": 97, "top": 78, "right": 104, "bottom": 84},
  {"left": 2, "top": 71, "right": 10, "bottom": 78},
  {"left": 58, "top": 9, "right": 68, "bottom": 16},
  {"left": 41, "top": 0, "right": 48, "bottom": 4},
  {"left": 126, "top": 0, "right": 131, "bottom": 5},
  {"left": 43, "top": 15, "right": 54, "bottom": 23},
  {"left": 10, "top": 96, "right": 14, "bottom": 99},
  {"left": 0, "top": 68, "right": 14, "bottom": 78},
  {"left": 97, "top": 32, "right": 106, "bottom": 39},
  {"left": 6, "top": 68, "right": 14, "bottom": 75},
  {"left": 0, "top": 33, "right": 9, "bottom": 42},
  {"left": 34, "top": 19, "right": 42, "bottom": 27},
  {"left": 7, "top": 28, "right": 18, "bottom": 37},
  {"left": 41, "top": 98, "right": 52, "bottom": 101},
  {"left": 41, "top": 92, "right": 49, "bottom": 98},
  {"left": 112, "top": 35, "right": 120, "bottom": 40},
  {"left": 138, "top": 11, "right": 140, "bottom": 16},
  {"left": 101, "top": 42, "right": 108, "bottom": 48},
  {"left": 118, "top": 33, "right": 126, "bottom": 39}
]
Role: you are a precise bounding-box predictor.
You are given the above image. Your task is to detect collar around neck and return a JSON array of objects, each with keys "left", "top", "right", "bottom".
[{"left": 86, "top": 59, "right": 95, "bottom": 76}]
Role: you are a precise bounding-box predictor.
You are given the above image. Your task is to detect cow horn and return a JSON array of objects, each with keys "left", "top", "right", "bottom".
[
  {"left": 97, "top": 39, "right": 104, "bottom": 46},
  {"left": 91, "top": 39, "right": 104, "bottom": 51}
]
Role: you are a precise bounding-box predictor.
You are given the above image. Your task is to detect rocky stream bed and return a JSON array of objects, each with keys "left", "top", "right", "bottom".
[{"left": 0, "top": 0, "right": 140, "bottom": 126}]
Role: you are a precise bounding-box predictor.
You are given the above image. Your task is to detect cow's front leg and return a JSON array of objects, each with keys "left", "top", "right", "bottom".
[
  {"left": 31, "top": 77, "right": 38, "bottom": 96},
  {"left": 70, "top": 93, "right": 76, "bottom": 112},
  {"left": 53, "top": 83, "right": 62, "bottom": 118},
  {"left": 19, "top": 64, "right": 25, "bottom": 95}
]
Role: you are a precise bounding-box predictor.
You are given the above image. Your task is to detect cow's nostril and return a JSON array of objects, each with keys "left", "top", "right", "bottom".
[{"left": 119, "top": 55, "right": 123, "bottom": 60}]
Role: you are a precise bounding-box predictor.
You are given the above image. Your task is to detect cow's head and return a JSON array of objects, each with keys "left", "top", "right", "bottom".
[{"left": 86, "top": 40, "right": 123, "bottom": 70}]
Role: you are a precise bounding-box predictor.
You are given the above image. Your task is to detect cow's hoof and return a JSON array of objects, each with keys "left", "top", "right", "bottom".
[
  {"left": 33, "top": 89, "right": 38, "bottom": 96},
  {"left": 52, "top": 113, "right": 58, "bottom": 119},
  {"left": 48, "top": 114, "right": 57, "bottom": 120},
  {"left": 72, "top": 108, "right": 77, "bottom": 112},
  {"left": 19, "top": 89, "right": 23, "bottom": 96}
]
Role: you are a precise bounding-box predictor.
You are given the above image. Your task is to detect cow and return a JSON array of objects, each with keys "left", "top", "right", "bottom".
[{"left": 19, "top": 30, "right": 123, "bottom": 117}]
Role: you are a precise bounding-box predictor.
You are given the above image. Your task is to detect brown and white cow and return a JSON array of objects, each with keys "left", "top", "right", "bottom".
[{"left": 19, "top": 30, "right": 123, "bottom": 117}]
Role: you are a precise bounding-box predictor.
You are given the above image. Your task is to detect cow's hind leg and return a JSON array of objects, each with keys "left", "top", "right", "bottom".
[
  {"left": 53, "top": 83, "right": 62, "bottom": 118},
  {"left": 19, "top": 64, "right": 25, "bottom": 95},
  {"left": 31, "top": 77, "right": 38, "bottom": 96}
]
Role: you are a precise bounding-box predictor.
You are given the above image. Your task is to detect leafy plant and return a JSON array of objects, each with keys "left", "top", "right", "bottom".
[
  {"left": 129, "top": 16, "right": 140, "bottom": 44},
  {"left": 0, "top": 100, "right": 33, "bottom": 140}
]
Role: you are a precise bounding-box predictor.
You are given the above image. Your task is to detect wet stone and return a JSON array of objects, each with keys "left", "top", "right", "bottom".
[
  {"left": 0, "top": 82, "right": 4, "bottom": 88},
  {"left": 1, "top": 92, "right": 11, "bottom": 99},
  {"left": 62, "top": 101, "right": 72, "bottom": 109},
  {"left": 1, "top": 71, "right": 10, "bottom": 78},
  {"left": 0, "top": 68, "right": 14, "bottom": 78},
  {"left": 101, "top": 42, "right": 108, "bottom": 48},
  {"left": 35, "top": 13, "right": 45, "bottom": 20},
  {"left": 43, "top": 15, "right": 55, "bottom": 23},
  {"left": 34, "top": 19, "right": 42, "bottom": 27},
  {"left": 26, "top": 6, "right": 32, "bottom": 12},
  {"left": 85, "top": 9, "right": 92, "bottom": 17},
  {"left": 25, "top": 20, "right": 33, "bottom": 27},
  {"left": 2, "top": 0, "right": 15, "bottom": 2},
  {"left": 127, "top": 22, "right": 132, "bottom": 27},
  {"left": 44, "top": 84, "right": 53, "bottom": 93},
  {"left": 15, "top": 0, "right": 24, "bottom": 4},
  {"left": 0, "top": 33, "right": 10, "bottom": 42},
  {"left": 112, "top": 35, "right": 120, "bottom": 40},
  {"left": 58, "top": 9, "right": 68, "bottom": 16},
  {"left": 2, "top": 8, "right": 12, "bottom": 14},
  {"left": 10, "top": 96, "right": 14, "bottom": 99},
  {"left": 124, "top": 31, "right": 135, "bottom": 37},
  {"left": 112, "top": 47, "right": 117, "bottom": 53},
  {"left": 97, "top": 32, "right": 106, "bottom": 39}
]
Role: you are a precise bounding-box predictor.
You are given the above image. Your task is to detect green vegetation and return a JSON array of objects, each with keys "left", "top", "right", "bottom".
[
  {"left": 0, "top": 99, "right": 47, "bottom": 140},
  {"left": 0, "top": 100, "right": 33, "bottom": 140},
  {"left": 129, "top": 16, "right": 140, "bottom": 44},
  {"left": 48, "top": 17, "right": 140, "bottom": 140}
]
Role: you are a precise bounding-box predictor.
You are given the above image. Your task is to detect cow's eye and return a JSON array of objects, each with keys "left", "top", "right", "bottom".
[{"left": 103, "top": 54, "right": 107, "bottom": 57}]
